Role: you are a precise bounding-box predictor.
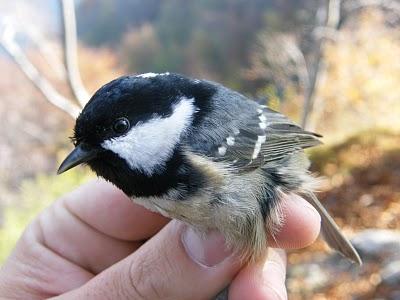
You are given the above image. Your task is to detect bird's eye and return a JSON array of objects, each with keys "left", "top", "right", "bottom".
[{"left": 112, "top": 118, "right": 130, "bottom": 134}]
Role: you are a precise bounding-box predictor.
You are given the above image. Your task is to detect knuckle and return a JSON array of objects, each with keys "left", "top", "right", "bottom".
[
  {"left": 264, "top": 285, "right": 288, "bottom": 300},
  {"left": 125, "top": 253, "right": 168, "bottom": 300}
]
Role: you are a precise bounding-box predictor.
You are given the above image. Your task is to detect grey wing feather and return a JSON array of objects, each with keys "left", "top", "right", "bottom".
[
  {"left": 188, "top": 94, "right": 362, "bottom": 265},
  {"left": 231, "top": 108, "right": 362, "bottom": 264},
  {"left": 188, "top": 93, "right": 361, "bottom": 265},
  {"left": 304, "top": 192, "right": 362, "bottom": 265},
  {"left": 213, "top": 106, "right": 322, "bottom": 171}
]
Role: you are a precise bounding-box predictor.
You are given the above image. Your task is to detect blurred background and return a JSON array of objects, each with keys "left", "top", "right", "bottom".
[{"left": 0, "top": 0, "right": 399, "bottom": 299}]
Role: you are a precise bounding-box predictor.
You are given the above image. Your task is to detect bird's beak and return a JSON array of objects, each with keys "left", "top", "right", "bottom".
[{"left": 57, "top": 144, "right": 101, "bottom": 174}]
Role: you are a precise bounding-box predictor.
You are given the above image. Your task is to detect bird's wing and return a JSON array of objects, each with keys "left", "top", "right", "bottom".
[{"left": 206, "top": 106, "right": 321, "bottom": 172}]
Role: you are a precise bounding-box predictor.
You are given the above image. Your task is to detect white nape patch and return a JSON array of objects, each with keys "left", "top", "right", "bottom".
[
  {"left": 252, "top": 135, "right": 267, "bottom": 159},
  {"left": 226, "top": 136, "right": 235, "bottom": 146},
  {"left": 218, "top": 146, "right": 227, "bottom": 156},
  {"left": 137, "top": 72, "right": 170, "bottom": 78},
  {"left": 233, "top": 128, "right": 240, "bottom": 135},
  {"left": 102, "top": 97, "right": 195, "bottom": 176},
  {"left": 257, "top": 108, "right": 263, "bottom": 113}
]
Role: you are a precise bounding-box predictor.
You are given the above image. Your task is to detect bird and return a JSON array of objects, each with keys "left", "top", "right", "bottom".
[{"left": 58, "top": 72, "right": 361, "bottom": 265}]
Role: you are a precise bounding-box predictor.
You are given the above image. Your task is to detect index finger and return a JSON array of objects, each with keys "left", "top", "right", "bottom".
[
  {"left": 65, "top": 179, "right": 169, "bottom": 241},
  {"left": 229, "top": 249, "right": 287, "bottom": 300},
  {"left": 66, "top": 179, "right": 320, "bottom": 248}
]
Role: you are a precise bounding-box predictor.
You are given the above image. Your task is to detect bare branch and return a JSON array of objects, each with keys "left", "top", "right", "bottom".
[
  {"left": 301, "top": 0, "right": 342, "bottom": 129},
  {"left": 0, "top": 0, "right": 90, "bottom": 119},
  {"left": 0, "top": 23, "right": 80, "bottom": 118},
  {"left": 25, "top": 27, "right": 67, "bottom": 80},
  {"left": 281, "top": 38, "right": 310, "bottom": 91},
  {"left": 61, "top": 0, "right": 90, "bottom": 107},
  {"left": 313, "top": 26, "right": 341, "bottom": 41},
  {"left": 327, "top": 0, "right": 342, "bottom": 27},
  {"left": 246, "top": 31, "right": 311, "bottom": 97}
]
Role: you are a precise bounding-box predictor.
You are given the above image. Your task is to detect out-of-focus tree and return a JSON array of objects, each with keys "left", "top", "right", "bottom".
[
  {"left": 246, "top": 0, "right": 400, "bottom": 129},
  {"left": 0, "top": 0, "right": 124, "bottom": 190},
  {"left": 120, "top": 24, "right": 162, "bottom": 73},
  {"left": 314, "top": 10, "right": 400, "bottom": 140},
  {"left": 76, "top": 0, "right": 162, "bottom": 46},
  {"left": 246, "top": 0, "right": 340, "bottom": 127},
  {"left": 0, "top": 0, "right": 87, "bottom": 118},
  {"left": 77, "top": 0, "right": 342, "bottom": 94},
  {"left": 78, "top": 46, "right": 124, "bottom": 93},
  {"left": 116, "top": 0, "right": 273, "bottom": 88}
]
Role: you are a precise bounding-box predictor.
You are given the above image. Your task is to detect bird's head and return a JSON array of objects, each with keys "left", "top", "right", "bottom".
[{"left": 58, "top": 73, "right": 215, "bottom": 192}]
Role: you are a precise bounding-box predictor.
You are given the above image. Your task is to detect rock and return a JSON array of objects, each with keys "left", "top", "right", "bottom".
[
  {"left": 381, "top": 261, "right": 400, "bottom": 286},
  {"left": 351, "top": 229, "right": 400, "bottom": 262},
  {"left": 288, "top": 262, "right": 330, "bottom": 292},
  {"left": 287, "top": 252, "right": 362, "bottom": 294},
  {"left": 376, "top": 261, "right": 400, "bottom": 300},
  {"left": 287, "top": 229, "right": 400, "bottom": 297}
]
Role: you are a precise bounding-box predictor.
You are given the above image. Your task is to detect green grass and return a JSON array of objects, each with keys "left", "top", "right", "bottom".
[{"left": 309, "top": 128, "right": 400, "bottom": 174}]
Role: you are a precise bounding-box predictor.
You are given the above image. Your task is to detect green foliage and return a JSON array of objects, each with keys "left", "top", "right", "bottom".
[
  {"left": 98, "top": 0, "right": 274, "bottom": 90},
  {"left": 76, "top": 0, "right": 317, "bottom": 92},
  {"left": 77, "top": 0, "right": 162, "bottom": 46},
  {"left": 257, "top": 85, "right": 281, "bottom": 110},
  {"left": 0, "top": 169, "right": 93, "bottom": 264}
]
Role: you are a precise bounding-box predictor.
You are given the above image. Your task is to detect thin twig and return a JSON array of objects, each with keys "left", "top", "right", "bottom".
[
  {"left": 301, "top": 0, "right": 342, "bottom": 129},
  {"left": 0, "top": 23, "right": 80, "bottom": 118},
  {"left": 61, "top": 0, "right": 90, "bottom": 107},
  {"left": 25, "top": 27, "right": 67, "bottom": 80}
]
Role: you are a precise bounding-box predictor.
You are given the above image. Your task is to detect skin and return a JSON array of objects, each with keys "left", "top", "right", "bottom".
[{"left": 0, "top": 179, "right": 321, "bottom": 300}]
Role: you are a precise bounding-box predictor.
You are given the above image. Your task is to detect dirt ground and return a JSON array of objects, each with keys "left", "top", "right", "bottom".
[{"left": 287, "top": 130, "right": 400, "bottom": 299}]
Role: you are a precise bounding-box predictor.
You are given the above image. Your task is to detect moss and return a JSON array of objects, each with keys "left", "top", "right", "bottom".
[{"left": 309, "top": 128, "right": 400, "bottom": 174}]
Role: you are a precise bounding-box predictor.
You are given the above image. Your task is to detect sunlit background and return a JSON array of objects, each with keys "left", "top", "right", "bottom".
[{"left": 0, "top": 1, "right": 399, "bottom": 299}]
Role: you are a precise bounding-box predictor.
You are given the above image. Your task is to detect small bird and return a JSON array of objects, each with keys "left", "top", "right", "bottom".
[{"left": 58, "top": 72, "right": 361, "bottom": 265}]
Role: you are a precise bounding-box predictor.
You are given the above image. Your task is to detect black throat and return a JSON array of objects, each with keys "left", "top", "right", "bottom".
[{"left": 88, "top": 147, "right": 206, "bottom": 199}]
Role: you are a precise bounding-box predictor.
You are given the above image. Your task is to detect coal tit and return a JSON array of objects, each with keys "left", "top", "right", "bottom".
[{"left": 58, "top": 72, "right": 361, "bottom": 264}]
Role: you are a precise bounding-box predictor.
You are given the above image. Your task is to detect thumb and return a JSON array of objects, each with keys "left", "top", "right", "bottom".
[{"left": 53, "top": 221, "right": 241, "bottom": 300}]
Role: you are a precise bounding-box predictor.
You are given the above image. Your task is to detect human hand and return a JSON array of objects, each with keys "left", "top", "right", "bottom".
[{"left": 0, "top": 179, "right": 320, "bottom": 300}]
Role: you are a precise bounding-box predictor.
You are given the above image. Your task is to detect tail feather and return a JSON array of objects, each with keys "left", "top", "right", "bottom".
[{"left": 304, "top": 192, "right": 362, "bottom": 265}]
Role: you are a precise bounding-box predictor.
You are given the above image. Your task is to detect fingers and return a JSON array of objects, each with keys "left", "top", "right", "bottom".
[
  {"left": 39, "top": 181, "right": 319, "bottom": 274},
  {"left": 33, "top": 178, "right": 169, "bottom": 274},
  {"left": 63, "top": 179, "right": 320, "bottom": 250},
  {"left": 268, "top": 194, "right": 321, "bottom": 249},
  {"left": 229, "top": 249, "right": 287, "bottom": 300},
  {"left": 0, "top": 221, "right": 94, "bottom": 299},
  {"left": 37, "top": 199, "right": 142, "bottom": 274},
  {"left": 1, "top": 180, "right": 316, "bottom": 300},
  {"left": 52, "top": 221, "right": 241, "bottom": 300},
  {"left": 65, "top": 179, "right": 169, "bottom": 241},
  {"left": 65, "top": 180, "right": 319, "bottom": 249}
]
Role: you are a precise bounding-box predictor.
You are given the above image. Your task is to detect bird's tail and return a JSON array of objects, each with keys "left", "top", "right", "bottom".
[{"left": 304, "top": 191, "right": 362, "bottom": 265}]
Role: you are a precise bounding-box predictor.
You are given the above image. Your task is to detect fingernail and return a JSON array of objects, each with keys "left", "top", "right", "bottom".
[
  {"left": 292, "top": 194, "right": 321, "bottom": 223},
  {"left": 261, "top": 250, "right": 287, "bottom": 300},
  {"left": 303, "top": 202, "right": 321, "bottom": 223},
  {"left": 181, "top": 226, "right": 232, "bottom": 267}
]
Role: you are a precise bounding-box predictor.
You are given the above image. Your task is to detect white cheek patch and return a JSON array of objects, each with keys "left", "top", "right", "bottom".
[{"left": 101, "top": 97, "right": 195, "bottom": 176}]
